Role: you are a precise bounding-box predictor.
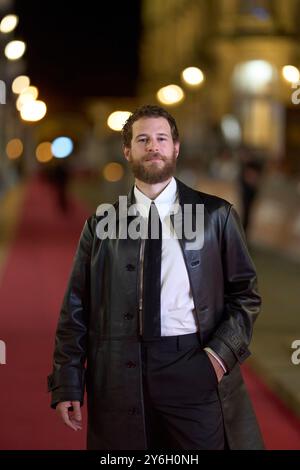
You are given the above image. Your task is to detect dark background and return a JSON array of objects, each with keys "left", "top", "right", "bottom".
[{"left": 14, "top": 0, "right": 142, "bottom": 109}]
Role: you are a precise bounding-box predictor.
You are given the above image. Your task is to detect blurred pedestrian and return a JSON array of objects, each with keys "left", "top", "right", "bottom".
[
  {"left": 50, "top": 162, "right": 70, "bottom": 213},
  {"left": 239, "top": 147, "right": 265, "bottom": 235}
]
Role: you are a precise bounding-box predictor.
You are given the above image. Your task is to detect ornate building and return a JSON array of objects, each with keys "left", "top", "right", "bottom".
[{"left": 139, "top": 0, "right": 300, "bottom": 173}]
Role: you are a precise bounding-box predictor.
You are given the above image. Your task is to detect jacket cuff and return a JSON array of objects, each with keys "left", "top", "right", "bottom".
[
  {"left": 47, "top": 368, "right": 85, "bottom": 392},
  {"left": 206, "top": 325, "right": 251, "bottom": 372},
  {"left": 216, "top": 323, "right": 251, "bottom": 362},
  {"left": 205, "top": 337, "right": 236, "bottom": 372},
  {"left": 47, "top": 369, "right": 85, "bottom": 409}
]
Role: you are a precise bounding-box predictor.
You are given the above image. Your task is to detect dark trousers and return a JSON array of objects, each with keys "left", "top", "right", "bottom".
[{"left": 141, "top": 332, "right": 225, "bottom": 450}]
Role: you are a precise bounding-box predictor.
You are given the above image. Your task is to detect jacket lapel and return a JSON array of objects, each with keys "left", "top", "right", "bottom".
[{"left": 171, "top": 178, "right": 210, "bottom": 342}]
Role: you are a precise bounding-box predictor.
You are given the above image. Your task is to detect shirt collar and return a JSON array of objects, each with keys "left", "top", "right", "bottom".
[{"left": 133, "top": 177, "right": 178, "bottom": 218}]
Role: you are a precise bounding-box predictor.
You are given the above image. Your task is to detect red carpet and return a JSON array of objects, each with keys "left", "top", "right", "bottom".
[
  {"left": 0, "top": 177, "right": 88, "bottom": 449},
  {"left": 242, "top": 365, "right": 300, "bottom": 450},
  {"left": 0, "top": 176, "right": 300, "bottom": 450}
]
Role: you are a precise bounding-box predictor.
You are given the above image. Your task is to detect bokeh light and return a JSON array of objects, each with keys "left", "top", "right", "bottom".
[
  {"left": 103, "top": 162, "right": 124, "bottom": 182},
  {"left": 282, "top": 65, "right": 300, "bottom": 83},
  {"left": 0, "top": 14, "right": 18, "bottom": 33},
  {"left": 36, "top": 142, "right": 53, "bottom": 163},
  {"left": 107, "top": 111, "right": 132, "bottom": 131},
  {"left": 20, "top": 100, "right": 47, "bottom": 122},
  {"left": 181, "top": 67, "right": 205, "bottom": 86},
  {"left": 156, "top": 84, "right": 185, "bottom": 105},
  {"left": 221, "top": 115, "right": 241, "bottom": 146},
  {"left": 51, "top": 137, "right": 74, "bottom": 158},
  {"left": 12, "top": 76, "right": 30, "bottom": 94},
  {"left": 4, "top": 40, "right": 26, "bottom": 60},
  {"left": 6, "top": 138, "right": 23, "bottom": 160},
  {"left": 16, "top": 86, "right": 39, "bottom": 111},
  {"left": 233, "top": 60, "right": 275, "bottom": 93}
]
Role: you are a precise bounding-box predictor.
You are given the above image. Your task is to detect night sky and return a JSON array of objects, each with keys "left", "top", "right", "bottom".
[{"left": 14, "top": 1, "right": 141, "bottom": 111}]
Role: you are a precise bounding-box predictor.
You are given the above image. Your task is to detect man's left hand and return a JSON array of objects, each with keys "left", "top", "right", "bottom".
[{"left": 205, "top": 351, "right": 225, "bottom": 383}]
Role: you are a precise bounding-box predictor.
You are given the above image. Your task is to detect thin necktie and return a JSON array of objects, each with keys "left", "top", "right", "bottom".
[{"left": 142, "top": 201, "right": 162, "bottom": 338}]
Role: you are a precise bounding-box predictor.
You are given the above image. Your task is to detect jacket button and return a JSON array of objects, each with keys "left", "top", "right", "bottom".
[
  {"left": 128, "top": 407, "right": 137, "bottom": 415},
  {"left": 124, "top": 313, "right": 133, "bottom": 320},
  {"left": 126, "top": 361, "right": 136, "bottom": 368},
  {"left": 126, "top": 264, "right": 135, "bottom": 271},
  {"left": 191, "top": 260, "right": 200, "bottom": 267}
]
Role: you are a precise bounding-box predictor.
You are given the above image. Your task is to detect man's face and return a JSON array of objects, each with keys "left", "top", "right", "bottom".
[{"left": 123, "top": 117, "right": 180, "bottom": 184}]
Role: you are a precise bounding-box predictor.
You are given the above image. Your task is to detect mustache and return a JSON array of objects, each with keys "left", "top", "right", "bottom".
[{"left": 143, "top": 153, "right": 165, "bottom": 161}]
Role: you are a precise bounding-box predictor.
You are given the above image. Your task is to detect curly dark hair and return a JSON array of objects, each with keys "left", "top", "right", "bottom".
[{"left": 121, "top": 104, "right": 179, "bottom": 147}]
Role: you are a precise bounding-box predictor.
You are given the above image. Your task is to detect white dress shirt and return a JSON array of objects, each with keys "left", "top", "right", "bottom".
[
  {"left": 133, "top": 177, "right": 226, "bottom": 372},
  {"left": 134, "top": 177, "right": 198, "bottom": 336}
]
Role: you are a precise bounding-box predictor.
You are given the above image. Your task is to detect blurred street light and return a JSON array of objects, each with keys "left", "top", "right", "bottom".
[
  {"left": 12, "top": 75, "right": 30, "bottom": 94},
  {"left": 103, "top": 162, "right": 124, "bottom": 182},
  {"left": 51, "top": 137, "right": 73, "bottom": 158},
  {"left": 221, "top": 115, "right": 241, "bottom": 147},
  {"left": 6, "top": 138, "right": 23, "bottom": 159},
  {"left": 107, "top": 111, "right": 132, "bottom": 131},
  {"left": 4, "top": 40, "right": 26, "bottom": 60},
  {"left": 0, "top": 14, "right": 18, "bottom": 33},
  {"left": 20, "top": 100, "right": 47, "bottom": 122},
  {"left": 233, "top": 60, "right": 275, "bottom": 94},
  {"left": 157, "top": 84, "right": 185, "bottom": 105},
  {"left": 181, "top": 67, "right": 205, "bottom": 87},
  {"left": 16, "top": 86, "right": 39, "bottom": 110},
  {"left": 36, "top": 142, "right": 53, "bottom": 163},
  {"left": 282, "top": 65, "right": 300, "bottom": 84}
]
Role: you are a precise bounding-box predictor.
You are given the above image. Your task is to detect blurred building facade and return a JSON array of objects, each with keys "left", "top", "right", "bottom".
[{"left": 139, "top": 0, "right": 300, "bottom": 176}]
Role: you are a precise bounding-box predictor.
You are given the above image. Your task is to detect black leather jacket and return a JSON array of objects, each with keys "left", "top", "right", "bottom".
[{"left": 48, "top": 177, "right": 264, "bottom": 449}]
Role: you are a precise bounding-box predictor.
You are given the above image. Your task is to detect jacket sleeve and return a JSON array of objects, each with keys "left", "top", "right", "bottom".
[
  {"left": 206, "top": 205, "right": 261, "bottom": 372},
  {"left": 47, "top": 217, "right": 93, "bottom": 408}
]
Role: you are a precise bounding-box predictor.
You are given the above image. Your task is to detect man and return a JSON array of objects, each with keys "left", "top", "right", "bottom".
[{"left": 48, "top": 105, "right": 264, "bottom": 450}]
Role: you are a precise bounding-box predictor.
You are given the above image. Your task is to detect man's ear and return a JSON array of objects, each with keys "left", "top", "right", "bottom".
[
  {"left": 175, "top": 141, "right": 180, "bottom": 159},
  {"left": 123, "top": 145, "right": 131, "bottom": 161}
]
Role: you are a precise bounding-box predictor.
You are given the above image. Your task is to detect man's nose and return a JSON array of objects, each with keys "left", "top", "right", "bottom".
[{"left": 146, "top": 139, "right": 159, "bottom": 152}]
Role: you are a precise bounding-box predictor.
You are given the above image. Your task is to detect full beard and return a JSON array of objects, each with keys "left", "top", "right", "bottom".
[{"left": 129, "top": 150, "right": 177, "bottom": 184}]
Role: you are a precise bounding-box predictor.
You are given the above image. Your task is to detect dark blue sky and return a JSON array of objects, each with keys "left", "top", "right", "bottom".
[{"left": 14, "top": 1, "right": 141, "bottom": 110}]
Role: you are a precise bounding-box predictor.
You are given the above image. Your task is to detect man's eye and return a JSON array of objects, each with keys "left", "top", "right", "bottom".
[
  {"left": 138, "top": 138, "right": 147, "bottom": 143},
  {"left": 158, "top": 138, "right": 166, "bottom": 141}
]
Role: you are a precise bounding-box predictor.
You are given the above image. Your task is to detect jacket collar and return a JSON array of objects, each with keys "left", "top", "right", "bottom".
[
  {"left": 100, "top": 177, "right": 204, "bottom": 247},
  {"left": 124, "top": 177, "right": 203, "bottom": 249}
]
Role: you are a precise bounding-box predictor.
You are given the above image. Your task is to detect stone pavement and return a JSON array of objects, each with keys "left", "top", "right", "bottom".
[{"left": 249, "top": 245, "right": 300, "bottom": 417}]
